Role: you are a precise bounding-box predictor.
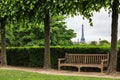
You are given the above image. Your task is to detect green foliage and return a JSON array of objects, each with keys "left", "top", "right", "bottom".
[
  {"left": 6, "top": 15, "right": 76, "bottom": 46},
  {"left": 118, "top": 39, "right": 120, "bottom": 46},
  {"left": 6, "top": 21, "right": 44, "bottom": 46},
  {"left": 0, "top": 0, "right": 16, "bottom": 18},
  {"left": 50, "top": 16, "right": 76, "bottom": 46},
  {"left": 0, "top": 0, "right": 37, "bottom": 20},
  {"left": 99, "top": 40, "right": 110, "bottom": 46},
  {"left": 6, "top": 46, "right": 111, "bottom": 69},
  {"left": 118, "top": 46, "right": 120, "bottom": 71},
  {"left": 5, "top": 46, "right": 120, "bottom": 71},
  {"left": 89, "top": 41, "right": 98, "bottom": 46},
  {"left": 7, "top": 46, "right": 44, "bottom": 67}
]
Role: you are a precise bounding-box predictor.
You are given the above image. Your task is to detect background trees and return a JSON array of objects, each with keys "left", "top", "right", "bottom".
[
  {"left": 5, "top": 15, "right": 76, "bottom": 46},
  {"left": 99, "top": 40, "right": 110, "bottom": 46},
  {"left": 49, "top": 15, "right": 76, "bottom": 46}
]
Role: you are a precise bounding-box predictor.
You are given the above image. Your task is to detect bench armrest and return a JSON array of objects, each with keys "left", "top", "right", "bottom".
[
  {"left": 58, "top": 58, "right": 65, "bottom": 61},
  {"left": 58, "top": 58, "right": 65, "bottom": 64},
  {"left": 101, "top": 59, "right": 108, "bottom": 62},
  {"left": 101, "top": 59, "right": 109, "bottom": 66}
]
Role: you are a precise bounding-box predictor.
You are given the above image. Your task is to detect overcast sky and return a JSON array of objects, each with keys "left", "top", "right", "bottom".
[{"left": 65, "top": 9, "right": 120, "bottom": 42}]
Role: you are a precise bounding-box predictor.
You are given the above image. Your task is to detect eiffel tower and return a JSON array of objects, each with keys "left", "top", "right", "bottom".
[{"left": 80, "top": 24, "right": 85, "bottom": 43}]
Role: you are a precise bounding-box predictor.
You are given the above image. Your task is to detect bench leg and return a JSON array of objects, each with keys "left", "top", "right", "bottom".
[
  {"left": 58, "top": 66, "right": 61, "bottom": 70},
  {"left": 78, "top": 67, "right": 81, "bottom": 72},
  {"left": 101, "top": 67, "right": 103, "bottom": 73}
]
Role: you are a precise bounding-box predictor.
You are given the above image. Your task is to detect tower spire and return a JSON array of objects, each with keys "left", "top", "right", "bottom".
[{"left": 80, "top": 24, "right": 85, "bottom": 43}]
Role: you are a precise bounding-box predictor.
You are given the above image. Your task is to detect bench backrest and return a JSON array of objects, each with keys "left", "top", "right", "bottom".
[{"left": 65, "top": 53, "right": 109, "bottom": 65}]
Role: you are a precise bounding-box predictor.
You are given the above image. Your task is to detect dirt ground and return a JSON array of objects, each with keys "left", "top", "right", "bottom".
[{"left": 0, "top": 66, "right": 120, "bottom": 79}]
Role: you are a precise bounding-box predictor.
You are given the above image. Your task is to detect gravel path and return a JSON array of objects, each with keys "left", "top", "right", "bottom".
[{"left": 0, "top": 66, "right": 120, "bottom": 79}]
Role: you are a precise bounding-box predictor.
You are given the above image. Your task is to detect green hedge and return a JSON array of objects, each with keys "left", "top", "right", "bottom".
[
  {"left": 7, "top": 47, "right": 44, "bottom": 67},
  {"left": 6, "top": 46, "right": 120, "bottom": 71},
  {"left": 117, "top": 46, "right": 120, "bottom": 71},
  {"left": 6, "top": 46, "right": 109, "bottom": 67}
]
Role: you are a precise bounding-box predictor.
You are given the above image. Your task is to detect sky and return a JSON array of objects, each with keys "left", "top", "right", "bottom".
[{"left": 65, "top": 9, "right": 120, "bottom": 43}]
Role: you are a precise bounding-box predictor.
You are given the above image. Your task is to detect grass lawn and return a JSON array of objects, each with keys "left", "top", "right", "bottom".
[{"left": 0, "top": 69, "right": 119, "bottom": 80}]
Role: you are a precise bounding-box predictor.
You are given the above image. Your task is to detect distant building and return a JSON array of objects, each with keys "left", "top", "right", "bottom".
[{"left": 80, "top": 24, "right": 86, "bottom": 43}]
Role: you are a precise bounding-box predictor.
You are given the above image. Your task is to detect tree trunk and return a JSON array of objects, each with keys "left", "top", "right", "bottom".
[
  {"left": 43, "top": 10, "right": 51, "bottom": 69},
  {"left": 0, "top": 18, "right": 7, "bottom": 66},
  {"left": 107, "top": 0, "right": 119, "bottom": 74}
]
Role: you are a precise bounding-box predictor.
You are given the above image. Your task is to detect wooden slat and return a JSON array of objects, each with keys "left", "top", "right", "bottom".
[{"left": 65, "top": 53, "right": 109, "bottom": 64}]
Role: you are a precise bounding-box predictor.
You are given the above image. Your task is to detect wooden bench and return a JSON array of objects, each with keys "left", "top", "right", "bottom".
[{"left": 58, "top": 53, "right": 109, "bottom": 73}]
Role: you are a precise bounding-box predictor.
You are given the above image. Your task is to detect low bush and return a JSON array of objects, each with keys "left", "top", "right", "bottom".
[{"left": 6, "top": 46, "right": 120, "bottom": 71}]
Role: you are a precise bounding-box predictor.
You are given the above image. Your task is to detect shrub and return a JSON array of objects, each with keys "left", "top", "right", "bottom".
[
  {"left": 6, "top": 46, "right": 111, "bottom": 68},
  {"left": 6, "top": 45, "right": 120, "bottom": 71}
]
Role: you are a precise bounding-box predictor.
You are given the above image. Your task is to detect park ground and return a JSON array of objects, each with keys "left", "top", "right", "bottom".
[{"left": 0, "top": 66, "right": 120, "bottom": 79}]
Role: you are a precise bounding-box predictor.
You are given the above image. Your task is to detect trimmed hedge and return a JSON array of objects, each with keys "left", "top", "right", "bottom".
[
  {"left": 7, "top": 47, "right": 44, "bottom": 67},
  {"left": 6, "top": 46, "right": 109, "bottom": 67},
  {"left": 117, "top": 46, "right": 120, "bottom": 71},
  {"left": 6, "top": 46, "right": 120, "bottom": 71}
]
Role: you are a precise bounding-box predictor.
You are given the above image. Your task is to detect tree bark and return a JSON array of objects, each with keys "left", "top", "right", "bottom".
[
  {"left": 107, "top": 0, "right": 119, "bottom": 74},
  {"left": 43, "top": 10, "right": 51, "bottom": 69},
  {"left": 0, "top": 18, "right": 7, "bottom": 66}
]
